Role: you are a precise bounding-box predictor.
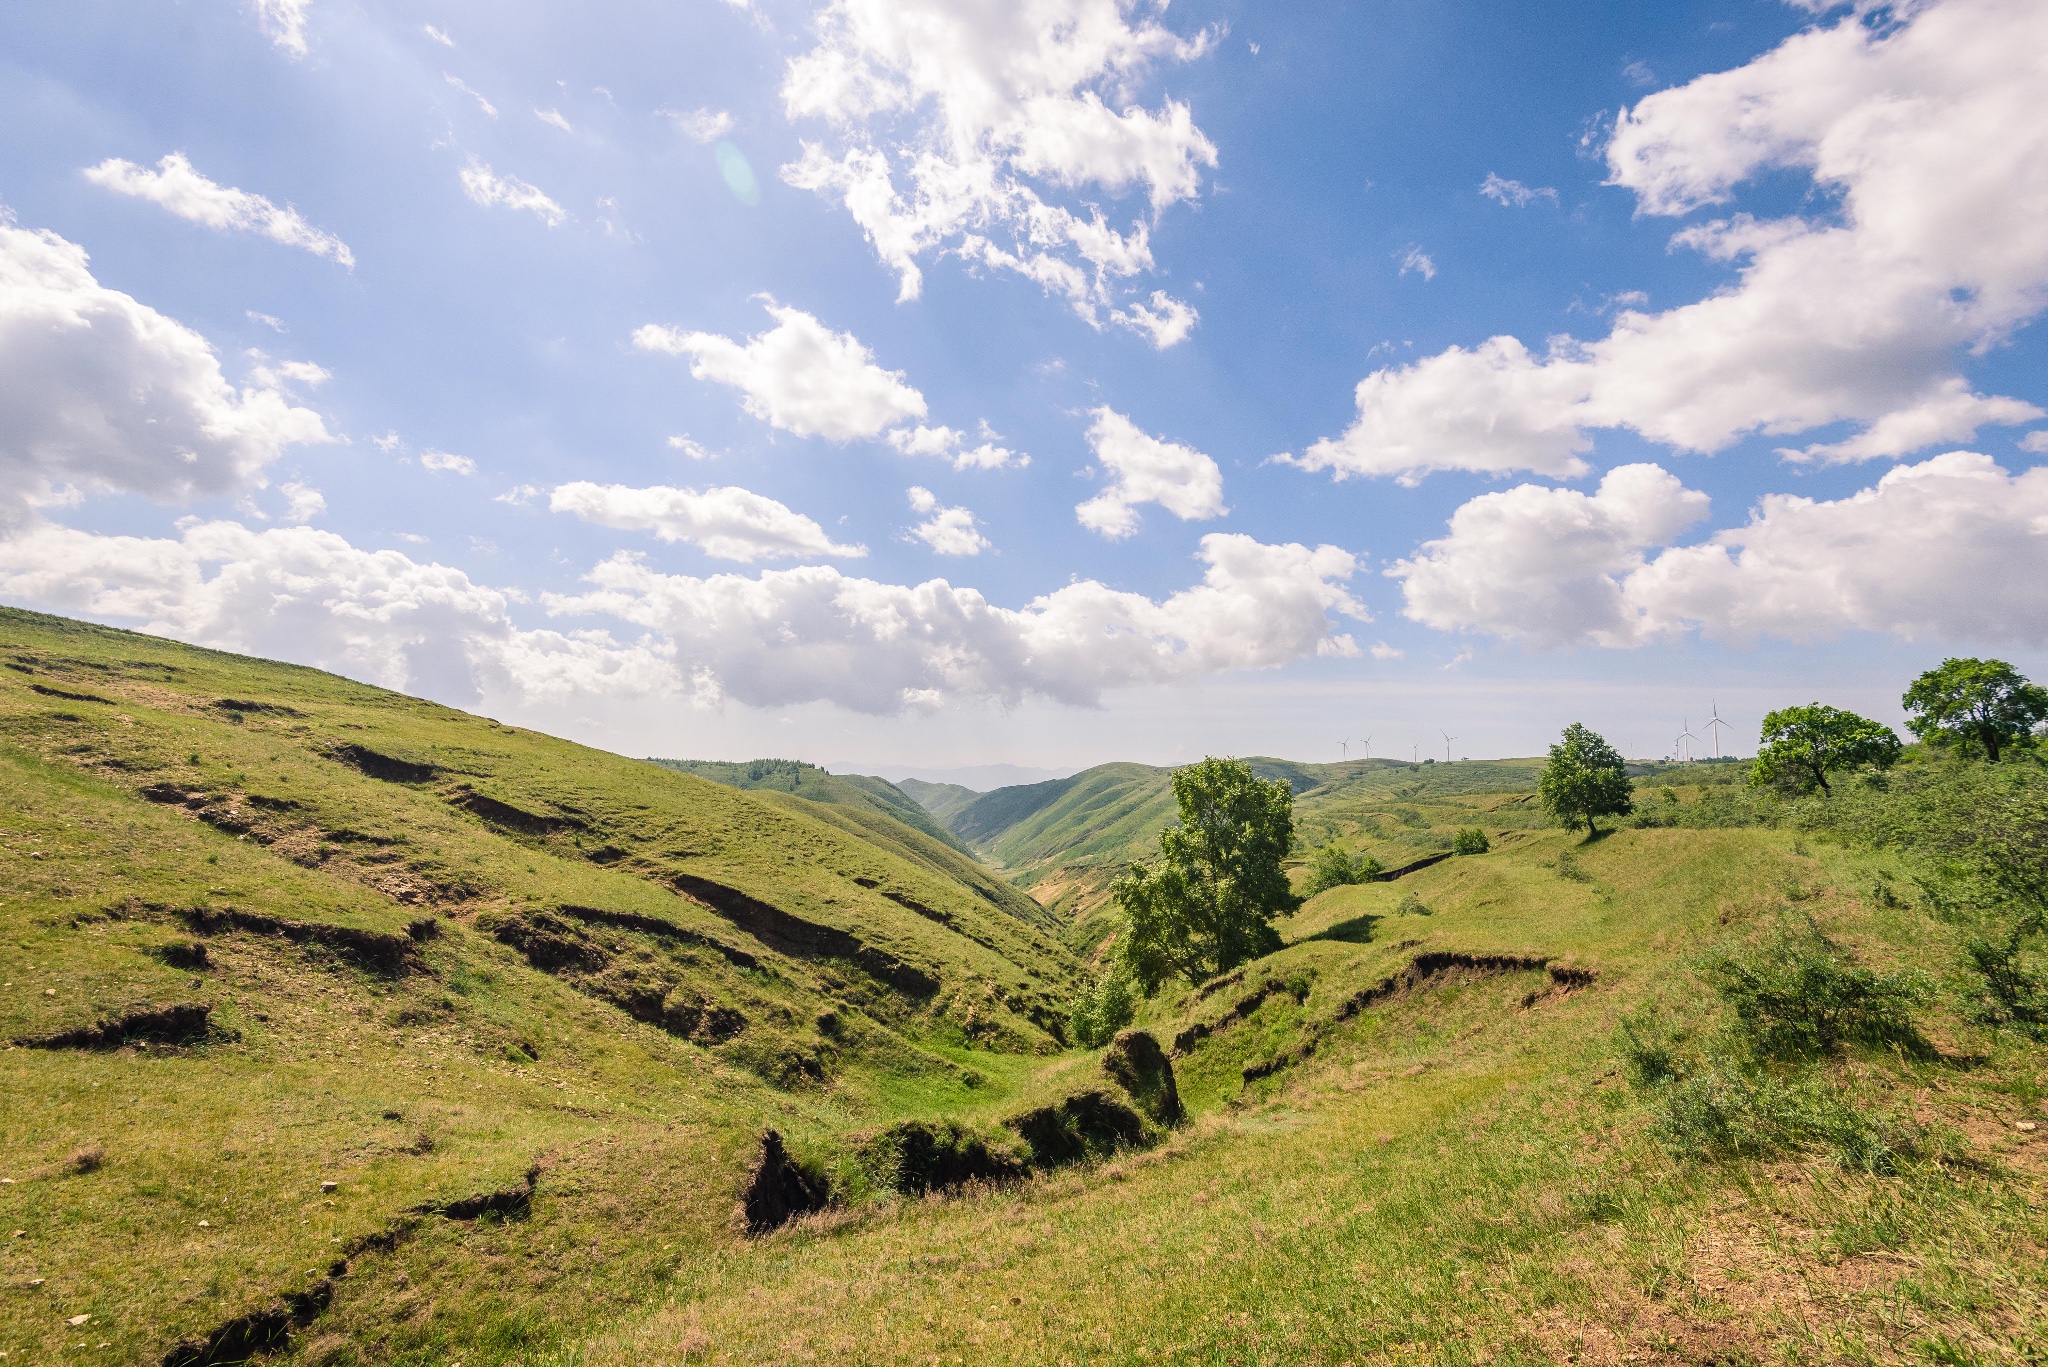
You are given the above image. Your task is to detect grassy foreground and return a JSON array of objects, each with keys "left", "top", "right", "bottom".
[{"left": 0, "top": 605, "right": 2043, "bottom": 1365}]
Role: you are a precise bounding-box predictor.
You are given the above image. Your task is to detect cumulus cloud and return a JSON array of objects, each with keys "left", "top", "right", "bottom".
[
  {"left": 1293, "top": 0, "right": 2048, "bottom": 479},
  {"left": 1076, "top": 407, "right": 1226, "bottom": 539},
  {"left": 0, "top": 520, "right": 673, "bottom": 706},
  {"left": 0, "top": 221, "right": 331, "bottom": 531},
  {"left": 253, "top": 0, "right": 312, "bottom": 55},
  {"left": 886, "top": 422, "right": 1025, "bottom": 470},
  {"left": 1393, "top": 452, "right": 2048, "bottom": 649},
  {"left": 1110, "top": 290, "right": 1199, "bottom": 348},
  {"left": 550, "top": 481, "right": 865, "bottom": 562},
  {"left": 459, "top": 160, "right": 564, "bottom": 226},
  {"left": 1282, "top": 337, "right": 1594, "bottom": 485},
  {"left": 667, "top": 436, "right": 716, "bottom": 460},
  {"left": 634, "top": 302, "right": 926, "bottom": 441},
  {"left": 1, "top": 518, "right": 1364, "bottom": 715},
  {"left": 778, "top": 0, "right": 1215, "bottom": 337},
  {"left": 1396, "top": 246, "right": 1436, "bottom": 280},
  {"left": 664, "top": 108, "right": 736, "bottom": 143},
  {"left": 1479, "top": 173, "right": 1557, "bottom": 207},
  {"left": 905, "top": 486, "right": 988, "bottom": 555},
  {"left": 278, "top": 482, "right": 325, "bottom": 523},
  {"left": 546, "top": 532, "right": 1364, "bottom": 712},
  {"left": 419, "top": 449, "right": 476, "bottom": 475},
  {"left": 84, "top": 154, "right": 354, "bottom": 268},
  {"left": 2022, "top": 431, "right": 2048, "bottom": 454},
  {"left": 1626, "top": 451, "right": 2048, "bottom": 645},
  {"left": 1390, "top": 464, "right": 1711, "bottom": 646}
]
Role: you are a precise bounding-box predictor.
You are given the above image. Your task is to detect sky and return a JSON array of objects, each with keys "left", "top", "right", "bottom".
[{"left": 1, "top": 0, "right": 2045, "bottom": 777}]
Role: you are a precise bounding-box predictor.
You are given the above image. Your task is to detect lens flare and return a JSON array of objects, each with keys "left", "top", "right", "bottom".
[{"left": 714, "top": 141, "right": 760, "bottom": 207}]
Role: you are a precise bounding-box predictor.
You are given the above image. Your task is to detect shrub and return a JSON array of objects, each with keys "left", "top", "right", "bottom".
[
  {"left": 1300, "top": 841, "right": 1381, "bottom": 897},
  {"left": 1963, "top": 923, "right": 2048, "bottom": 1038},
  {"left": 1703, "top": 924, "right": 1930, "bottom": 1060},
  {"left": 1396, "top": 892, "right": 1430, "bottom": 916},
  {"left": 1067, "top": 970, "right": 1136, "bottom": 1049},
  {"left": 1452, "top": 827, "right": 1490, "bottom": 855},
  {"left": 1554, "top": 849, "right": 1592, "bottom": 883}
]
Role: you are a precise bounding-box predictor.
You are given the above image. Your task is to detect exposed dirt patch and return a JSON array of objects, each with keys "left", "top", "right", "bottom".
[
  {"left": 29, "top": 682, "right": 115, "bottom": 705},
  {"left": 327, "top": 742, "right": 436, "bottom": 784},
  {"left": 1103, "top": 1028, "right": 1183, "bottom": 1125},
  {"left": 159, "top": 1277, "right": 333, "bottom": 1367},
  {"left": 671, "top": 872, "right": 940, "bottom": 997},
  {"left": 740, "top": 1129, "right": 832, "bottom": 1234},
  {"left": 13, "top": 1001, "right": 218, "bottom": 1051},
  {"left": 854, "top": 1119, "right": 1029, "bottom": 1196},
  {"left": 450, "top": 787, "right": 587, "bottom": 835},
  {"left": 178, "top": 905, "right": 426, "bottom": 977},
  {"left": 558, "top": 903, "right": 759, "bottom": 969},
  {"left": 414, "top": 1163, "right": 540, "bottom": 1221},
  {"left": 1369, "top": 850, "right": 1454, "bottom": 881},
  {"left": 1003, "top": 1089, "right": 1148, "bottom": 1167},
  {"left": 1332, "top": 952, "right": 1571, "bottom": 1022}
]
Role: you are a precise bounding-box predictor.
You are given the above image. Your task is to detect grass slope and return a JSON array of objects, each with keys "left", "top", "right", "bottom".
[
  {"left": 3, "top": 606, "right": 2042, "bottom": 1366},
  {"left": 896, "top": 778, "right": 982, "bottom": 827},
  {"left": 647, "top": 759, "right": 973, "bottom": 858}
]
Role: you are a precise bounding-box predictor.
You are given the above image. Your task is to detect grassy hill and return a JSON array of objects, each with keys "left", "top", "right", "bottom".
[
  {"left": 895, "top": 777, "right": 981, "bottom": 827},
  {"left": 2, "top": 604, "right": 2042, "bottom": 1366},
  {"left": 646, "top": 759, "right": 974, "bottom": 858}
]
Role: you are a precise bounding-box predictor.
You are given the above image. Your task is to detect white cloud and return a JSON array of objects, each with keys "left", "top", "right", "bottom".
[
  {"left": 546, "top": 532, "right": 1364, "bottom": 713},
  {"left": 0, "top": 520, "right": 670, "bottom": 706},
  {"left": 247, "top": 310, "right": 287, "bottom": 331},
  {"left": 423, "top": 24, "right": 453, "bottom": 46},
  {"left": 1393, "top": 452, "right": 2048, "bottom": 649},
  {"left": 634, "top": 302, "right": 926, "bottom": 441},
  {"left": 1293, "top": 0, "right": 2048, "bottom": 480},
  {"left": 1369, "top": 641, "right": 1404, "bottom": 660},
  {"left": 1626, "top": 451, "right": 2048, "bottom": 645},
  {"left": 246, "top": 356, "right": 330, "bottom": 391},
  {"left": 1109, "top": 290, "right": 1198, "bottom": 349},
  {"left": 535, "top": 108, "right": 573, "bottom": 134},
  {"left": 905, "top": 486, "right": 988, "bottom": 555},
  {"left": 0, "top": 221, "right": 331, "bottom": 532},
  {"left": 2021, "top": 431, "right": 2048, "bottom": 454},
  {"left": 663, "top": 108, "right": 737, "bottom": 143},
  {"left": 778, "top": 0, "right": 1216, "bottom": 331},
  {"left": 84, "top": 154, "right": 354, "bottom": 268},
  {"left": 1076, "top": 407, "right": 1226, "bottom": 539},
  {"left": 495, "top": 484, "right": 541, "bottom": 505},
  {"left": 1479, "top": 173, "right": 1557, "bottom": 207},
  {"left": 459, "top": 160, "right": 564, "bottom": 226},
  {"left": 1281, "top": 337, "right": 1594, "bottom": 486},
  {"left": 886, "top": 422, "right": 1025, "bottom": 470},
  {"left": 373, "top": 432, "right": 402, "bottom": 453},
  {"left": 667, "top": 436, "right": 717, "bottom": 460},
  {"left": 419, "top": 450, "right": 475, "bottom": 475},
  {"left": 446, "top": 74, "right": 499, "bottom": 118},
  {"left": 550, "top": 481, "right": 865, "bottom": 562},
  {"left": 253, "top": 0, "right": 312, "bottom": 55},
  {"left": 1396, "top": 246, "right": 1436, "bottom": 280},
  {"left": 279, "top": 482, "right": 325, "bottom": 523},
  {"left": 1389, "top": 464, "right": 1711, "bottom": 647}
]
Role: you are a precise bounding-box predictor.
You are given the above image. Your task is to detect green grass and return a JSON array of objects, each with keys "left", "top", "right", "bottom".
[{"left": 1, "top": 604, "right": 2043, "bottom": 1366}]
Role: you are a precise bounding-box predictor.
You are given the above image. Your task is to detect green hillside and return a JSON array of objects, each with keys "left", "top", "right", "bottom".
[
  {"left": 647, "top": 758, "right": 973, "bottom": 858},
  {"left": 2, "top": 605, "right": 2042, "bottom": 1366},
  {"left": 895, "top": 777, "right": 981, "bottom": 827}
]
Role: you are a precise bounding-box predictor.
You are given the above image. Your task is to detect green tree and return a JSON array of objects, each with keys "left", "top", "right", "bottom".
[
  {"left": 1902, "top": 657, "right": 2048, "bottom": 762},
  {"left": 1538, "top": 723, "right": 1634, "bottom": 836},
  {"left": 1114, "top": 757, "right": 1299, "bottom": 991},
  {"left": 1299, "top": 840, "right": 1381, "bottom": 898},
  {"left": 1751, "top": 704, "right": 1900, "bottom": 796},
  {"left": 1452, "top": 827, "right": 1491, "bottom": 855}
]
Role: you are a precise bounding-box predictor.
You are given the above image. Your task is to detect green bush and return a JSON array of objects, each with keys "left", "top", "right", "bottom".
[
  {"left": 1703, "top": 924, "right": 1930, "bottom": 1060},
  {"left": 1452, "top": 827, "right": 1490, "bottom": 855},
  {"left": 1964, "top": 923, "right": 2048, "bottom": 1038},
  {"left": 1554, "top": 849, "right": 1592, "bottom": 883},
  {"left": 1652, "top": 1062, "right": 1911, "bottom": 1174},
  {"left": 1067, "top": 970, "right": 1136, "bottom": 1049},
  {"left": 1300, "top": 841, "right": 1382, "bottom": 897}
]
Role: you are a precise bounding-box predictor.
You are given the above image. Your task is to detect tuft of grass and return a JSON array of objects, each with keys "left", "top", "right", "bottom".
[{"left": 67, "top": 1144, "right": 105, "bottom": 1175}]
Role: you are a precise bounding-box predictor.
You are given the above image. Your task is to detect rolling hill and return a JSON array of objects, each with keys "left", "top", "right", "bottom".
[{"left": 2, "top": 604, "right": 2041, "bottom": 1366}]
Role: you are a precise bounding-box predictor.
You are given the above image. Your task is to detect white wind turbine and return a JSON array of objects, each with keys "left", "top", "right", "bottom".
[
  {"left": 1676, "top": 719, "right": 1700, "bottom": 763},
  {"left": 1706, "top": 702, "right": 1730, "bottom": 759},
  {"left": 1442, "top": 731, "right": 1457, "bottom": 763},
  {"left": 1338, "top": 737, "right": 1350, "bottom": 760},
  {"left": 1361, "top": 735, "right": 1372, "bottom": 761}
]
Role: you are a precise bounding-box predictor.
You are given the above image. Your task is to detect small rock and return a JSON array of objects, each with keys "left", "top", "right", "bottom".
[
  {"left": 28, "top": 1278, "right": 44, "bottom": 1287},
  {"left": 43, "top": 988, "right": 55, "bottom": 997},
  {"left": 66, "top": 1314, "right": 89, "bottom": 1327},
  {"left": 9, "top": 1230, "right": 23, "bottom": 1238},
  {"left": 320, "top": 1180, "right": 338, "bottom": 1193},
  {"left": 2019, "top": 1120, "right": 2038, "bottom": 1133},
  {"left": 197, "top": 1220, "right": 210, "bottom": 1228}
]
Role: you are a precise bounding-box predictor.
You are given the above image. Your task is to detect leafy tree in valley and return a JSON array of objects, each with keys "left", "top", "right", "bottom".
[
  {"left": 1903, "top": 657, "right": 2048, "bottom": 763},
  {"left": 1299, "top": 840, "right": 1381, "bottom": 898},
  {"left": 1453, "top": 827, "right": 1491, "bottom": 855},
  {"left": 1114, "top": 757, "right": 1300, "bottom": 990},
  {"left": 1066, "top": 969, "right": 1136, "bottom": 1049},
  {"left": 1538, "top": 723, "right": 1634, "bottom": 836},
  {"left": 1751, "top": 704, "right": 1900, "bottom": 796}
]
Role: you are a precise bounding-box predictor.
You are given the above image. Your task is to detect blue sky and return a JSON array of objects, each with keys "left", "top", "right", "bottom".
[{"left": 2, "top": 0, "right": 2044, "bottom": 776}]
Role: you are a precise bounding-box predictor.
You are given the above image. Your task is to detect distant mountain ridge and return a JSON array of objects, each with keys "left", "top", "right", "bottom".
[{"left": 646, "top": 757, "right": 974, "bottom": 857}]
